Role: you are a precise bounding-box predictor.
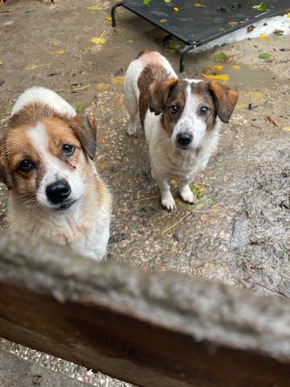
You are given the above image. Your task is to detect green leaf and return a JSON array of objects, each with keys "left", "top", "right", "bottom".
[
  {"left": 214, "top": 52, "right": 228, "bottom": 62},
  {"left": 252, "top": 2, "right": 267, "bottom": 11},
  {"left": 143, "top": 0, "right": 151, "bottom": 5},
  {"left": 75, "top": 103, "right": 85, "bottom": 113},
  {"left": 258, "top": 52, "right": 270, "bottom": 60}
]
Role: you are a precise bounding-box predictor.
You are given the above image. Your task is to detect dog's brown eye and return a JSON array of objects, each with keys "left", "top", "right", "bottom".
[
  {"left": 18, "top": 160, "right": 35, "bottom": 172},
  {"left": 169, "top": 105, "right": 178, "bottom": 114},
  {"left": 62, "top": 144, "right": 75, "bottom": 157},
  {"left": 199, "top": 106, "right": 209, "bottom": 116}
]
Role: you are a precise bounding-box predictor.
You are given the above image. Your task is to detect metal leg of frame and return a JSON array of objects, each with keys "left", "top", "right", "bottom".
[
  {"left": 179, "top": 44, "right": 195, "bottom": 73},
  {"left": 111, "top": 2, "right": 125, "bottom": 28}
]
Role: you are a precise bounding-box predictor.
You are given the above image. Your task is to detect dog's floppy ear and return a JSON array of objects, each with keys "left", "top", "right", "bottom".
[
  {"left": 208, "top": 80, "right": 239, "bottom": 123},
  {"left": 0, "top": 133, "right": 13, "bottom": 189},
  {"left": 149, "top": 78, "right": 178, "bottom": 115},
  {"left": 66, "top": 114, "right": 97, "bottom": 160}
]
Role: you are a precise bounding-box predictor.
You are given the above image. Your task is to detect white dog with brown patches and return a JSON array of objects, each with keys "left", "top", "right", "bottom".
[
  {"left": 124, "top": 49, "right": 239, "bottom": 210},
  {"left": 0, "top": 87, "right": 111, "bottom": 260}
]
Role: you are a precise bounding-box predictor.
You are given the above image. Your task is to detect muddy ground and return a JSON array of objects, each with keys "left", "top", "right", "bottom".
[{"left": 0, "top": 0, "right": 290, "bottom": 385}]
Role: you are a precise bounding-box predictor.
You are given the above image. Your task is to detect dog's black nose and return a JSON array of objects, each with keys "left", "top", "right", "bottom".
[
  {"left": 46, "top": 180, "right": 71, "bottom": 203},
  {"left": 176, "top": 133, "right": 193, "bottom": 147}
]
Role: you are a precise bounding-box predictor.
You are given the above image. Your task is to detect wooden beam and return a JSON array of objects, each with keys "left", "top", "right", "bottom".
[{"left": 0, "top": 230, "right": 290, "bottom": 386}]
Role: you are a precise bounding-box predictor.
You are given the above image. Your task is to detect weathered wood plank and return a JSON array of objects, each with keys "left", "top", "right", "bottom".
[{"left": 0, "top": 230, "right": 290, "bottom": 386}]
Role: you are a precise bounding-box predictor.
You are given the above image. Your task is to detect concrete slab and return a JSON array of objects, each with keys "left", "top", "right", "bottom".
[{"left": 0, "top": 348, "right": 89, "bottom": 387}]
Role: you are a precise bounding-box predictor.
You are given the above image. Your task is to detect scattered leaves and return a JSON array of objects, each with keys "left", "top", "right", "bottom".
[
  {"left": 252, "top": 2, "right": 267, "bottom": 11},
  {"left": 258, "top": 52, "right": 271, "bottom": 59}
]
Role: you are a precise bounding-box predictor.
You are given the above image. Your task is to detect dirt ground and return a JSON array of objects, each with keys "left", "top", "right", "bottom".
[{"left": 0, "top": 0, "right": 290, "bottom": 385}]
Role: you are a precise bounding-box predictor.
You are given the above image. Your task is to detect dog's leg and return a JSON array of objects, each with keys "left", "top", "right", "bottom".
[
  {"left": 152, "top": 171, "right": 176, "bottom": 210},
  {"left": 179, "top": 181, "right": 195, "bottom": 204},
  {"left": 125, "top": 88, "right": 139, "bottom": 136}
]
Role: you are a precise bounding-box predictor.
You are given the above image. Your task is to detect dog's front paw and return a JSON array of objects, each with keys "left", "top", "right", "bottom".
[
  {"left": 180, "top": 185, "right": 195, "bottom": 204},
  {"left": 127, "top": 124, "right": 138, "bottom": 137},
  {"left": 161, "top": 192, "right": 176, "bottom": 211}
]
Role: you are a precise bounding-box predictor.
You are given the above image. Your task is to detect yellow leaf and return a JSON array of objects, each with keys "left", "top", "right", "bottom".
[
  {"left": 87, "top": 6, "right": 102, "bottom": 10},
  {"left": 160, "top": 19, "right": 167, "bottom": 23},
  {"left": 259, "top": 33, "right": 269, "bottom": 41},
  {"left": 98, "top": 160, "right": 109, "bottom": 170},
  {"left": 52, "top": 50, "right": 65, "bottom": 55},
  {"left": 112, "top": 76, "right": 125, "bottom": 85},
  {"left": 235, "top": 103, "right": 250, "bottom": 109},
  {"left": 24, "top": 64, "right": 38, "bottom": 70},
  {"left": 214, "top": 65, "right": 224, "bottom": 72},
  {"left": 96, "top": 83, "right": 110, "bottom": 90},
  {"left": 91, "top": 37, "right": 106, "bottom": 45},
  {"left": 105, "top": 17, "right": 112, "bottom": 21},
  {"left": 282, "top": 125, "right": 290, "bottom": 131},
  {"left": 170, "top": 178, "right": 178, "bottom": 186},
  {"left": 231, "top": 64, "right": 240, "bottom": 70},
  {"left": 228, "top": 21, "right": 238, "bottom": 26},
  {"left": 244, "top": 91, "right": 264, "bottom": 99},
  {"left": 173, "top": 7, "right": 179, "bottom": 12},
  {"left": 202, "top": 74, "right": 229, "bottom": 82}
]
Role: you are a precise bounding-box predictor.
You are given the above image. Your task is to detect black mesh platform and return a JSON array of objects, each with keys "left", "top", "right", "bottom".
[{"left": 111, "top": 0, "right": 289, "bottom": 71}]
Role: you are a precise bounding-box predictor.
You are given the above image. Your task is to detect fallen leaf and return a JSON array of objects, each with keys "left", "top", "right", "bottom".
[
  {"left": 51, "top": 50, "right": 65, "bottom": 55},
  {"left": 194, "top": 1, "right": 205, "bottom": 7},
  {"left": 105, "top": 17, "right": 112, "bottom": 21},
  {"left": 71, "top": 84, "right": 91, "bottom": 93},
  {"left": 214, "top": 52, "right": 228, "bottom": 62},
  {"left": 98, "top": 160, "right": 109, "bottom": 170},
  {"left": 265, "top": 115, "right": 279, "bottom": 127},
  {"left": 282, "top": 125, "right": 290, "bottom": 131},
  {"left": 228, "top": 21, "right": 238, "bottom": 26},
  {"left": 244, "top": 91, "right": 264, "bottom": 99},
  {"left": 164, "top": 0, "right": 171, "bottom": 2},
  {"left": 160, "top": 19, "right": 167, "bottom": 23},
  {"left": 24, "top": 64, "right": 38, "bottom": 70},
  {"left": 258, "top": 52, "right": 270, "bottom": 59},
  {"left": 202, "top": 74, "right": 229, "bottom": 82},
  {"left": 214, "top": 65, "right": 224, "bottom": 72},
  {"left": 236, "top": 103, "right": 250, "bottom": 109},
  {"left": 143, "top": 0, "right": 151, "bottom": 5},
  {"left": 252, "top": 2, "right": 267, "bottom": 11},
  {"left": 247, "top": 25, "right": 255, "bottom": 33},
  {"left": 259, "top": 33, "right": 269, "bottom": 41},
  {"left": 112, "top": 76, "right": 125, "bottom": 85},
  {"left": 91, "top": 37, "right": 106, "bottom": 45},
  {"left": 231, "top": 64, "right": 240, "bottom": 69},
  {"left": 173, "top": 7, "right": 179, "bottom": 12},
  {"left": 75, "top": 103, "right": 85, "bottom": 113},
  {"left": 96, "top": 83, "right": 110, "bottom": 91}
]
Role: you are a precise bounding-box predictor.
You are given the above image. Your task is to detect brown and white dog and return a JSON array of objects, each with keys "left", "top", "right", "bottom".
[
  {"left": 0, "top": 87, "right": 111, "bottom": 260},
  {"left": 124, "top": 49, "right": 238, "bottom": 210}
]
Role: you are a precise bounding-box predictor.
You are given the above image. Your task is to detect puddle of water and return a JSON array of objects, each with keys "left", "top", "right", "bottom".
[{"left": 115, "top": 17, "right": 274, "bottom": 91}]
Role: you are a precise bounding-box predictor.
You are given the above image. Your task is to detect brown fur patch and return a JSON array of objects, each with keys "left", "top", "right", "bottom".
[{"left": 138, "top": 65, "right": 176, "bottom": 128}]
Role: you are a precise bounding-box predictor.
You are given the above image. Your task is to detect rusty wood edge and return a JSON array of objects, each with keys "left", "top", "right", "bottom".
[{"left": 0, "top": 230, "right": 290, "bottom": 387}]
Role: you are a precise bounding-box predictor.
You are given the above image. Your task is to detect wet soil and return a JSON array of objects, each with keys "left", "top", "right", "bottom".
[{"left": 0, "top": 0, "right": 290, "bottom": 384}]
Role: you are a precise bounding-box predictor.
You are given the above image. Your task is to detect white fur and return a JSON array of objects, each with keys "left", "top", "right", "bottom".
[
  {"left": 7, "top": 87, "right": 111, "bottom": 260},
  {"left": 11, "top": 86, "right": 76, "bottom": 117},
  {"left": 124, "top": 52, "right": 222, "bottom": 210}
]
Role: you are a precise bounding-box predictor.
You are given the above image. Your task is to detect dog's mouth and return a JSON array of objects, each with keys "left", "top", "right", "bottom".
[{"left": 52, "top": 199, "right": 77, "bottom": 212}]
